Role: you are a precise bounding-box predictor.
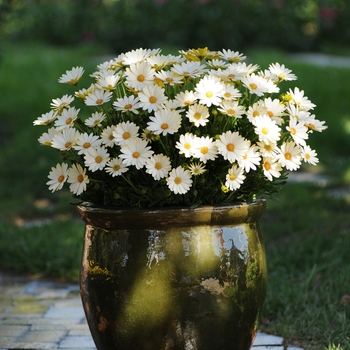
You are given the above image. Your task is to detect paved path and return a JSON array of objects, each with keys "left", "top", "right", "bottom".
[{"left": 0, "top": 274, "right": 303, "bottom": 350}]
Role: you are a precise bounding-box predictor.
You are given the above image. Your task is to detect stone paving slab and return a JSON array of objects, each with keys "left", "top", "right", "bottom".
[{"left": 0, "top": 274, "right": 304, "bottom": 350}]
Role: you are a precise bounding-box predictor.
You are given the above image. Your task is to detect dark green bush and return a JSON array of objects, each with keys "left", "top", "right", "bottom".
[{"left": 1, "top": 0, "right": 350, "bottom": 53}]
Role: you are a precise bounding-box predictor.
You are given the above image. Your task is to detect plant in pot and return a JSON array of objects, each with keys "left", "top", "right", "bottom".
[{"left": 34, "top": 47, "right": 326, "bottom": 350}]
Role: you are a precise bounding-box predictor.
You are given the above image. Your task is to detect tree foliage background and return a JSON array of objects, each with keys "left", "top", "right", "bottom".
[{"left": 1, "top": 0, "right": 349, "bottom": 53}]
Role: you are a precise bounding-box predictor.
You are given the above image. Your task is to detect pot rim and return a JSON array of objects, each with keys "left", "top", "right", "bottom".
[{"left": 77, "top": 200, "right": 266, "bottom": 230}]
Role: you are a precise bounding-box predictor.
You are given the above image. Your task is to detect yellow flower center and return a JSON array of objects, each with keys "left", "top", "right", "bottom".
[
  {"left": 200, "top": 146, "right": 209, "bottom": 155},
  {"left": 226, "top": 143, "right": 235, "bottom": 152},
  {"left": 305, "top": 153, "right": 311, "bottom": 160},
  {"left": 65, "top": 117, "right": 73, "bottom": 125},
  {"left": 253, "top": 111, "right": 260, "bottom": 117},
  {"left": 229, "top": 174, "right": 236, "bottom": 181},
  {"left": 262, "top": 127, "right": 269, "bottom": 135},
  {"left": 95, "top": 156, "right": 103, "bottom": 163},
  {"left": 77, "top": 174, "right": 84, "bottom": 183},
  {"left": 83, "top": 142, "right": 91, "bottom": 149},
  {"left": 58, "top": 175, "right": 65, "bottom": 183},
  {"left": 65, "top": 142, "right": 72, "bottom": 149},
  {"left": 224, "top": 92, "right": 231, "bottom": 98},
  {"left": 155, "top": 162, "right": 162, "bottom": 170},
  {"left": 285, "top": 152, "right": 292, "bottom": 160},
  {"left": 137, "top": 74, "right": 145, "bottom": 82},
  {"left": 133, "top": 152, "right": 140, "bottom": 159},
  {"left": 268, "top": 111, "right": 274, "bottom": 117},
  {"left": 161, "top": 123, "right": 169, "bottom": 130},
  {"left": 124, "top": 103, "right": 132, "bottom": 110},
  {"left": 290, "top": 127, "right": 296, "bottom": 135},
  {"left": 228, "top": 74, "right": 235, "bottom": 79},
  {"left": 174, "top": 176, "right": 182, "bottom": 185},
  {"left": 113, "top": 164, "right": 121, "bottom": 171},
  {"left": 166, "top": 77, "right": 174, "bottom": 83},
  {"left": 149, "top": 96, "right": 157, "bottom": 104},
  {"left": 227, "top": 109, "right": 235, "bottom": 115},
  {"left": 96, "top": 98, "right": 104, "bottom": 105},
  {"left": 250, "top": 83, "right": 258, "bottom": 90},
  {"left": 184, "top": 143, "right": 191, "bottom": 150},
  {"left": 123, "top": 132, "right": 131, "bottom": 140},
  {"left": 264, "top": 162, "right": 271, "bottom": 171},
  {"left": 194, "top": 112, "right": 202, "bottom": 120},
  {"left": 206, "top": 91, "right": 213, "bottom": 98}
]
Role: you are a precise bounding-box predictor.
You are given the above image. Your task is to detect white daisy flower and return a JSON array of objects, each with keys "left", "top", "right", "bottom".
[
  {"left": 222, "top": 84, "right": 242, "bottom": 100},
  {"left": 257, "top": 141, "right": 278, "bottom": 157},
  {"left": 33, "top": 110, "right": 57, "bottom": 126},
  {"left": 175, "top": 133, "right": 199, "bottom": 158},
  {"left": 46, "top": 163, "right": 69, "bottom": 192},
  {"left": 146, "top": 154, "right": 172, "bottom": 180},
  {"left": 301, "top": 145, "right": 319, "bottom": 165},
  {"left": 85, "top": 89, "right": 113, "bottom": 106},
  {"left": 171, "top": 61, "right": 207, "bottom": 78},
  {"left": 122, "top": 48, "right": 160, "bottom": 65},
  {"left": 85, "top": 112, "right": 106, "bottom": 128},
  {"left": 238, "top": 145, "right": 261, "bottom": 172},
  {"left": 218, "top": 49, "right": 246, "bottom": 62},
  {"left": 119, "top": 138, "right": 154, "bottom": 170},
  {"left": 286, "top": 105, "right": 311, "bottom": 124},
  {"left": 147, "top": 109, "right": 182, "bottom": 136},
  {"left": 73, "top": 132, "right": 102, "bottom": 155},
  {"left": 268, "top": 63, "right": 297, "bottom": 82},
  {"left": 50, "top": 94, "right": 74, "bottom": 113},
  {"left": 113, "top": 121, "right": 139, "bottom": 146},
  {"left": 51, "top": 128, "right": 80, "bottom": 151},
  {"left": 221, "top": 64, "right": 247, "bottom": 82},
  {"left": 194, "top": 75, "right": 225, "bottom": 107},
  {"left": 125, "top": 61, "right": 156, "bottom": 91},
  {"left": 286, "top": 118, "right": 309, "bottom": 146},
  {"left": 38, "top": 127, "right": 59, "bottom": 146},
  {"left": 242, "top": 73, "right": 270, "bottom": 97},
  {"left": 54, "top": 106, "right": 80, "bottom": 131},
  {"left": 188, "top": 162, "right": 207, "bottom": 176},
  {"left": 175, "top": 90, "right": 197, "bottom": 107},
  {"left": 246, "top": 102, "right": 268, "bottom": 123},
  {"left": 253, "top": 115, "right": 281, "bottom": 144},
  {"left": 113, "top": 95, "right": 141, "bottom": 114},
  {"left": 263, "top": 97, "right": 285, "bottom": 125},
  {"left": 67, "top": 164, "right": 89, "bottom": 195},
  {"left": 216, "top": 131, "right": 250, "bottom": 163},
  {"left": 147, "top": 54, "right": 171, "bottom": 70},
  {"left": 225, "top": 165, "right": 246, "bottom": 191},
  {"left": 166, "top": 166, "right": 193, "bottom": 194},
  {"left": 75, "top": 84, "right": 95, "bottom": 101},
  {"left": 186, "top": 103, "right": 210, "bottom": 126},
  {"left": 287, "top": 87, "right": 316, "bottom": 110},
  {"left": 277, "top": 141, "right": 302, "bottom": 171},
  {"left": 192, "top": 136, "right": 218, "bottom": 164},
  {"left": 105, "top": 157, "right": 129, "bottom": 176},
  {"left": 217, "top": 100, "right": 245, "bottom": 118},
  {"left": 58, "top": 66, "right": 84, "bottom": 85},
  {"left": 305, "top": 116, "right": 328, "bottom": 133},
  {"left": 208, "top": 59, "right": 228, "bottom": 69},
  {"left": 84, "top": 146, "right": 110, "bottom": 172},
  {"left": 96, "top": 74, "right": 120, "bottom": 91},
  {"left": 155, "top": 70, "right": 183, "bottom": 86},
  {"left": 138, "top": 84, "right": 167, "bottom": 112},
  {"left": 263, "top": 157, "right": 282, "bottom": 181},
  {"left": 100, "top": 125, "right": 117, "bottom": 147}
]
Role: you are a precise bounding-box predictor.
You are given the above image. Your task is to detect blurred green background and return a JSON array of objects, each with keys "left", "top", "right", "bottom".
[{"left": 1, "top": 1, "right": 350, "bottom": 349}]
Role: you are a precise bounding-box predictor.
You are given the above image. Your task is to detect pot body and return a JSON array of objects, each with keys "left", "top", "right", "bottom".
[{"left": 78, "top": 201, "right": 267, "bottom": 350}]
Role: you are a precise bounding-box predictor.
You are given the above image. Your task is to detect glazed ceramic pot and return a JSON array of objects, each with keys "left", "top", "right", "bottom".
[{"left": 78, "top": 200, "right": 267, "bottom": 350}]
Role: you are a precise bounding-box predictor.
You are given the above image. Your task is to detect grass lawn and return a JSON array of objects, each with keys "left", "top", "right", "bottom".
[{"left": 0, "top": 40, "right": 349, "bottom": 349}]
